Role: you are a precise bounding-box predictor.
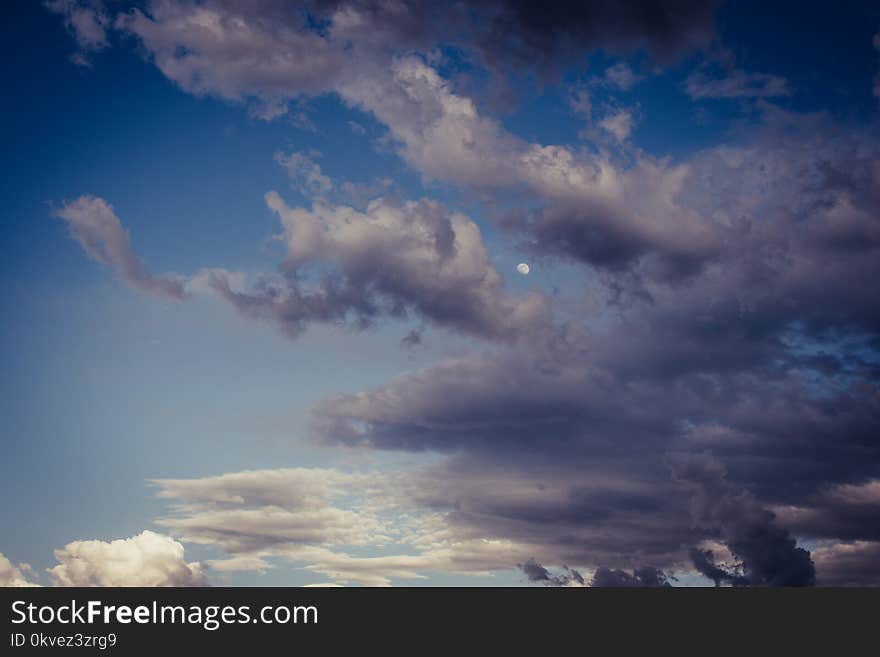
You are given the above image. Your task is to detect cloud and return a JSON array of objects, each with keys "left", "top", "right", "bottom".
[
  {"left": 600, "top": 62, "right": 643, "bottom": 91},
  {"left": 685, "top": 69, "right": 791, "bottom": 99},
  {"left": 45, "top": 0, "right": 109, "bottom": 65},
  {"left": 53, "top": 195, "right": 186, "bottom": 299},
  {"left": 812, "top": 541, "right": 880, "bottom": 586},
  {"left": 47, "top": 531, "right": 208, "bottom": 586},
  {"left": 302, "top": 106, "right": 880, "bottom": 573},
  {"left": 275, "top": 150, "right": 334, "bottom": 196},
  {"left": 590, "top": 566, "right": 671, "bottom": 587},
  {"left": 149, "top": 467, "right": 546, "bottom": 586},
  {"left": 688, "top": 546, "right": 748, "bottom": 586},
  {"left": 770, "top": 480, "right": 880, "bottom": 542},
  {"left": 151, "top": 468, "right": 385, "bottom": 554},
  {"left": 54, "top": 2, "right": 723, "bottom": 276},
  {"left": 44, "top": 1, "right": 880, "bottom": 586},
  {"left": 672, "top": 454, "right": 815, "bottom": 586},
  {"left": 100, "top": 0, "right": 717, "bottom": 116},
  {"left": 0, "top": 554, "right": 39, "bottom": 587},
  {"left": 338, "top": 56, "right": 720, "bottom": 278},
  {"left": 114, "top": 1, "right": 346, "bottom": 109},
  {"left": 459, "top": 0, "right": 719, "bottom": 68},
  {"left": 874, "top": 33, "right": 880, "bottom": 99},
  {"left": 489, "top": 556, "right": 673, "bottom": 588},
  {"left": 208, "top": 192, "right": 550, "bottom": 340},
  {"left": 598, "top": 107, "right": 636, "bottom": 141},
  {"left": 519, "top": 558, "right": 585, "bottom": 586},
  {"left": 57, "top": 191, "right": 549, "bottom": 341}
]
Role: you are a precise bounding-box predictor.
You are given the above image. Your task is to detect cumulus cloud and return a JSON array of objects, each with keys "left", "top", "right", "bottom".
[
  {"left": 48, "top": 531, "right": 208, "bottom": 586},
  {"left": 0, "top": 554, "right": 39, "bottom": 587},
  {"left": 206, "top": 192, "right": 550, "bottom": 339},
  {"left": 53, "top": 196, "right": 186, "bottom": 299}
]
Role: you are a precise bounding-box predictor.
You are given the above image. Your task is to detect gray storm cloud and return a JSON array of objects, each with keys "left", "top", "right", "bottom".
[{"left": 671, "top": 453, "right": 815, "bottom": 587}]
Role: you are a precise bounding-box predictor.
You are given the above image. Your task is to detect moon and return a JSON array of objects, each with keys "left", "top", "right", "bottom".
[{"left": 516, "top": 262, "right": 530, "bottom": 275}]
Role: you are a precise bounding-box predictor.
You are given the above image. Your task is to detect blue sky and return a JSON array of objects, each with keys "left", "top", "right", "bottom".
[{"left": 1, "top": 0, "right": 879, "bottom": 587}]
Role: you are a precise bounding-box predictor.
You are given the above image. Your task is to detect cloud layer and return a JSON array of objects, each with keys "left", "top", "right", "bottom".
[{"left": 38, "top": 0, "right": 880, "bottom": 586}]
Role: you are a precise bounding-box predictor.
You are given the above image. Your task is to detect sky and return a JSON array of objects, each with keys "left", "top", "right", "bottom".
[{"left": 1, "top": 0, "right": 879, "bottom": 587}]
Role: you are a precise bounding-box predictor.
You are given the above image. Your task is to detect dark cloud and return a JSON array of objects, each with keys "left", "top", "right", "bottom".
[
  {"left": 520, "top": 558, "right": 672, "bottom": 587},
  {"left": 312, "top": 0, "right": 719, "bottom": 70},
  {"left": 771, "top": 481, "right": 880, "bottom": 543},
  {"left": 688, "top": 547, "right": 748, "bottom": 587},
  {"left": 590, "top": 566, "right": 672, "bottom": 587},
  {"left": 672, "top": 454, "right": 816, "bottom": 586},
  {"left": 519, "top": 558, "right": 584, "bottom": 586},
  {"left": 472, "top": 0, "right": 719, "bottom": 69}
]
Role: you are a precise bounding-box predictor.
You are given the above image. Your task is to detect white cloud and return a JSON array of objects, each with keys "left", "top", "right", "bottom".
[
  {"left": 48, "top": 531, "right": 208, "bottom": 586},
  {"left": 0, "top": 554, "right": 39, "bottom": 587}
]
